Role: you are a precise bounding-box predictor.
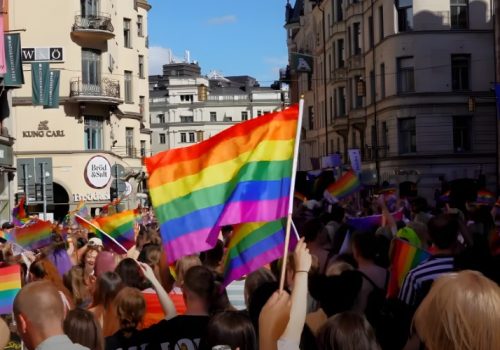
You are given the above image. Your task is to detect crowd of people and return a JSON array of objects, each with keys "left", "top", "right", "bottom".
[{"left": 0, "top": 188, "right": 500, "bottom": 350}]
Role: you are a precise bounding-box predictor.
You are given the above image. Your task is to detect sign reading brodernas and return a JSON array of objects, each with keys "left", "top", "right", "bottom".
[
  {"left": 22, "top": 120, "right": 65, "bottom": 138},
  {"left": 85, "top": 155, "right": 111, "bottom": 189}
]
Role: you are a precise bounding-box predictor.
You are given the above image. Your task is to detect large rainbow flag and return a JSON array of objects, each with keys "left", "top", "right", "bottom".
[
  {"left": 387, "top": 238, "right": 431, "bottom": 298},
  {"left": 223, "top": 219, "right": 298, "bottom": 286},
  {"left": 0, "top": 265, "right": 22, "bottom": 314},
  {"left": 324, "top": 171, "right": 361, "bottom": 202},
  {"left": 145, "top": 105, "right": 299, "bottom": 262},
  {"left": 94, "top": 209, "right": 140, "bottom": 250},
  {"left": 13, "top": 219, "right": 53, "bottom": 250},
  {"left": 75, "top": 215, "right": 127, "bottom": 254}
]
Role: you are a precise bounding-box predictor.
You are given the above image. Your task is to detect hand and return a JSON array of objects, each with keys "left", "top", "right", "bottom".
[
  {"left": 294, "top": 238, "right": 311, "bottom": 273},
  {"left": 259, "top": 291, "right": 291, "bottom": 344},
  {"left": 137, "top": 261, "right": 158, "bottom": 283}
]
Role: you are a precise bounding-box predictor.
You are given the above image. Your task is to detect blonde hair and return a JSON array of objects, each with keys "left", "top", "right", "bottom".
[
  {"left": 414, "top": 270, "right": 500, "bottom": 350},
  {"left": 175, "top": 255, "right": 201, "bottom": 285}
]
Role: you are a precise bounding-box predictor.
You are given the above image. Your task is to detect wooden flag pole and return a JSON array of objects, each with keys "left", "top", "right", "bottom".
[{"left": 279, "top": 97, "right": 304, "bottom": 292}]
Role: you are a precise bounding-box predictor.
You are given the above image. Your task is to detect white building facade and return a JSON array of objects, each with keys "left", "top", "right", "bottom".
[
  {"left": 150, "top": 62, "right": 288, "bottom": 153},
  {"left": 8, "top": 0, "right": 151, "bottom": 219},
  {"left": 286, "top": 0, "right": 497, "bottom": 200}
]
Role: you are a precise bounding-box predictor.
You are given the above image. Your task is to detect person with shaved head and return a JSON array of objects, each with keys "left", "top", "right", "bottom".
[{"left": 13, "top": 281, "right": 90, "bottom": 350}]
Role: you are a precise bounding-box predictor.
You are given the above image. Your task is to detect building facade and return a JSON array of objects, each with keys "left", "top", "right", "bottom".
[
  {"left": 8, "top": 0, "right": 151, "bottom": 219},
  {"left": 149, "top": 60, "right": 288, "bottom": 153},
  {"left": 286, "top": 0, "right": 497, "bottom": 199}
]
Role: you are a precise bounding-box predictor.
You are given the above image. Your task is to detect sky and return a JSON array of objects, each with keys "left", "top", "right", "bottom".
[{"left": 147, "top": 0, "right": 289, "bottom": 86}]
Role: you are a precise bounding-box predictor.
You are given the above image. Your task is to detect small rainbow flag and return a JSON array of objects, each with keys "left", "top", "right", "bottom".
[
  {"left": 75, "top": 215, "right": 127, "bottom": 254},
  {"left": 13, "top": 219, "right": 53, "bottom": 250},
  {"left": 94, "top": 209, "right": 140, "bottom": 250},
  {"left": 12, "top": 196, "right": 29, "bottom": 227},
  {"left": 145, "top": 105, "right": 299, "bottom": 262},
  {"left": 387, "top": 239, "right": 431, "bottom": 298},
  {"left": 222, "top": 219, "right": 297, "bottom": 286},
  {"left": 347, "top": 210, "right": 404, "bottom": 231},
  {"left": 0, "top": 265, "right": 22, "bottom": 314},
  {"left": 324, "top": 171, "right": 361, "bottom": 201},
  {"left": 476, "top": 189, "right": 495, "bottom": 206}
]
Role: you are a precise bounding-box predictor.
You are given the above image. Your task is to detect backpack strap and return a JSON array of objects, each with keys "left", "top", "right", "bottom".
[{"left": 358, "top": 271, "right": 382, "bottom": 290}]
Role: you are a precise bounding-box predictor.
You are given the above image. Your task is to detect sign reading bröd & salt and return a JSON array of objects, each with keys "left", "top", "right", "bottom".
[{"left": 85, "top": 155, "right": 111, "bottom": 189}]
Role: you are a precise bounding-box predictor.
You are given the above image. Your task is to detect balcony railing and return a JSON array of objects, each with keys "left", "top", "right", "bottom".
[
  {"left": 73, "top": 13, "right": 114, "bottom": 32},
  {"left": 70, "top": 77, "right": 121, "bottom": 104}
]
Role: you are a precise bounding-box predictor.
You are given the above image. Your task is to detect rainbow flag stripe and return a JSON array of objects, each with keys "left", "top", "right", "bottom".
[
  {"left": 223, "top": 219, "right": 295, "bottom": 286},
  {"left": 347, "top": 210, "right": 404, "bottom": 231},
  {"left": 387, "top": 239, "right": 430, "bottom": 298},
  {"left": 12, "top": 196, "right": 29, "bottom": 227},
  {"left": 14, "top": 220, "right": 53, "bottom": 250},
  {"left": 95, "top": 209, "right": 139, "bottom": 250},
  {"left": 325, "top": 171, "right": 361, "bottom": 200},
  {"left": 145, "top": 105, "right": 299, "bottom": 262},
  {"left": 0, "top": 265, "right": 22, "bottom": 314},
  {"left": 476, "top": 189, "right": 495, "bottom": 205},
  {"left": 75, "top": 215, "right": 127, "bottom": 254}
]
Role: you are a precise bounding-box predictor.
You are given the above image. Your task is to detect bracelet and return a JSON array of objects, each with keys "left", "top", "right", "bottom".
[{"left": 295, "top": 270, "right": 308, "bottom": 274}]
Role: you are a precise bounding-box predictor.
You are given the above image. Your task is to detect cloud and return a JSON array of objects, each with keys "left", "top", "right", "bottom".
[
  {"left": 148, "top": 46, "right": 170, "bottom": 75},
  {"left": 206, "top": 15, "right": 237, "bottom": 25}
]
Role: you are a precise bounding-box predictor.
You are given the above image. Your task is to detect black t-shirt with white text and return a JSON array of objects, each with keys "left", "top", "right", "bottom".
[{"left": 105, "top": 315, "right": 210, "bottom": 350}]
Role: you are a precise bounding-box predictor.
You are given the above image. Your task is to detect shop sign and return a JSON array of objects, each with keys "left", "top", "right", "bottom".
[
  {"left": 85, "top": 156, "right": 111, "bottom": 189},
  {"left": 73, "top": 192, "right": 111, "bottom": 202},
  {"left": 22, "top": 120, "right": 65, "bottom": 138}
]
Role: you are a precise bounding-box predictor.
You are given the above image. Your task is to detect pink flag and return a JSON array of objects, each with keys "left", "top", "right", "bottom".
[{"left": 0, "top": 15, "right": 6, "bottom": 74}]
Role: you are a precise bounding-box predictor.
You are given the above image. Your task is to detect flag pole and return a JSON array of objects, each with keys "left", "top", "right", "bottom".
[
  {"left": 74, "top": 214, "right": 127, "bottom": 254},
  {"left": 279, "top": 97, "right": 305, "bottom": 292}
]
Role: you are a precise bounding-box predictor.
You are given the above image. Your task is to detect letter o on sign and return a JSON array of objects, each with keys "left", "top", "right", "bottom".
[{"left": 84, "top": 155, "right": 112, "bottom": 189}]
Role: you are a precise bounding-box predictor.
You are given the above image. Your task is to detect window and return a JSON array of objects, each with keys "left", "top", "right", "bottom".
[
  {"left": 381, "top": 121, "right": 388, "bottom": 157},
  {"left": 368, "top": 16, "right": 374, "bottom": 49},
  {"left": 139, "top": 55, "right": 144, "bottom": 79},
  {"left": 137, "top": 15, "right": 144, "bottom": 36},
  {"left": 352, "top": 130, "right": 357, "bottom": 148},
  {"left": 451, "top": 0, "right": 468, "bottom": 29},
  {"left": 180, "top": 95, "right": 193, "bottom": 102},
  {"left": 353, "top": 76, "right": 362, "bottom": 108},
  {"left": 126, "top": 128, "right": 134, "bottom": 157},
  {"left": 451, "top": 54, "right": 470, "bottom": 91},
  {"left": 159, "top": 133, "right": 166, "bottom": 144},
  {"left": 396, "top": 0, "right": 413, "bottom": 32},
  {"left": 397, "top": 57, "right": 415, "bottom": 93},
  {"left": 378, "top": 6, "right": 384, "bottom": 40},
  {"left": 329, "top": 96, "right": 334, "bottom": 123},
  {"left": 308, "top": 106, "right": 314, "bottom": 130},
  {"left": 81, "top": 0, "right": 99, "bottom": 17},
  {"left": 124, "top": 19, "right": 132, "bottom": 48},
  {"left": 140, "top": 140, "right": 146, "bottom": 157},
  {"left": 257, "top": 110, "right": 262, "bottom": 117},
  {"left": 157, "top": 114, "right": 165, "bottom": 124},
  {"left": 84, "top": 116, "right": 103, "bottom": 150},
  {"left": 196, "top": 131, "right": 204, "bottom": 142},
  {"left": 370, "top": 70, "right": 376, "bottom": 104},
  {"left": 124, "top": 71, "right": 133, "bottom": 103},
  {"left": 353, "top": 22, "right": 361, "bottom": 55},
  {"left": 337, "top": 39, "right": 345, "bottom": 68},
  {"left": 180, "top": 116, "right": 194, "bottom": 123},
  {"left": 380, "top": 63, "right": 386, "bottom": 99},
  {"left": 139, "top": 96, "right": 145, "bottom": 117},
  {"left": 180, "top": 133, "right": 187, "bottom": 143},
  {"left": 189, "top": 132, "right": 195, "bottom": 143},
  {"left": 453, "top": 116, "right": 471, "bottom": 152},
  {"left": 338, "top": 87, "right": 346, "bottom": 116},
  {"left": 82, "top": 48, "right": 101, "bottom": 87},
  {"left": 241, "top": 111, "right": 248, "bottom": 121},
  {"left": 336, "top": 0, "right": 344, "bottom": 22},
  {"left": 398, "top": 117, "right": 416, "bottom": 154},
  {"left": 210, "top": 112, "right": 217, "bottom": 121}
]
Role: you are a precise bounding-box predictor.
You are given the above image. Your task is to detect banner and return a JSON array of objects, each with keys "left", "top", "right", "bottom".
[
  {"left": 31, "top": 62, "right": 49, "bottom": 106},
  {"left": 291, "top": 53, "right": 313, "bottom": 73},
  {"left": 321, "top": 154, "right": 342, "bottom": 169},
  {"left": 3, "top": 33, "right": 24, "bottom": 86},
  {"left": 348, "top": 149, "right": 362, "bottom": 174},
  {"left": 0, "top": 16, "right": 6, "bottom": 74},
  {"left": 44, "top": 70, "right": 60, "bottom": 109}
]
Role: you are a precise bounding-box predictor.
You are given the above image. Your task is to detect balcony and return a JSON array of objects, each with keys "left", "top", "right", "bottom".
[
  {"left": 69, "top": 77, "right": 122, "bottom": 105},
  {"left": 71, "top": 13, "right": 115, "bottom": 41}
]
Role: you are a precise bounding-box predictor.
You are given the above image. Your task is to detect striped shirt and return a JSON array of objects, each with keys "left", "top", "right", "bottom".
[{"left": 398, "top": 255, "right": 454, "bottom": 308}]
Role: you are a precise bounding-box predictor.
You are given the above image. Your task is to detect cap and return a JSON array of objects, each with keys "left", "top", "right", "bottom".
[{"left": 88, "top": 237, "right": 103, "bottom": 247}]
